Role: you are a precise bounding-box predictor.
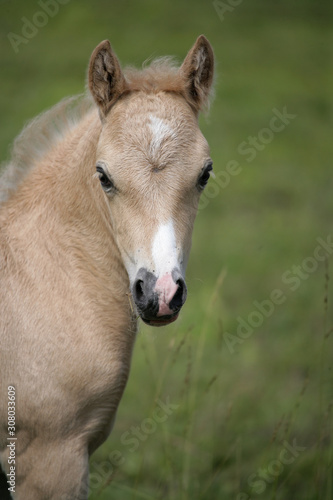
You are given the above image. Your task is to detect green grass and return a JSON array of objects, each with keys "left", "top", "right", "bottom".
[{"left": 1, "top": 1, "right": 332, "bottom": 498}]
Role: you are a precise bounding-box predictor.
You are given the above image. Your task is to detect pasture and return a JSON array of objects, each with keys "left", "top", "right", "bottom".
[{"left": 0, "top": 1, "right": 332, "bottom": 498}]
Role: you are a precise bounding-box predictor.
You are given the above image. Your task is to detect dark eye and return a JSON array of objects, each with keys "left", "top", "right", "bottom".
[
  {"left": 96, "top": 165, "right": 115, "bottom": 192},
  {"left": 197, "top": 161, "right": 213, "bottom": 190}
]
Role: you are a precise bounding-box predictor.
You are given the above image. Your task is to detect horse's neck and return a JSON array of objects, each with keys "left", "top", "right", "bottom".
[{"left": 5, "top": 110, "right": 130, "bottom": 295}]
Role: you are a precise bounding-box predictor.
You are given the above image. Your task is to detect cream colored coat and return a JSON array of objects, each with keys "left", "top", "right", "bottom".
[{"left": 0, "top": 36, "right": 214, "bottom": 499}]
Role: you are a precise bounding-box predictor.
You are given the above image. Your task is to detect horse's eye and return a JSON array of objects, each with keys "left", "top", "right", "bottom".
[
  {"left": 197, "top": 161, "right": 213, "bottom": 190},
  {"left": 96, "top": 165, "right": 115, "bottom": 192}
]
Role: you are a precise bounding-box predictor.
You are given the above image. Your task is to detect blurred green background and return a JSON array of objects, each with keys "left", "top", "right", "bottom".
[{"left": 1, "top": 1, "right": 332, "bottom": 498}]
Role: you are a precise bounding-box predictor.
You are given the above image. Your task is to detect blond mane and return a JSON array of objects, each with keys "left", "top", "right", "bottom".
[
  {"left": 0, "top": 94, "right": 93, "bottom": 204},
  {"left": 124, "top": 56, "right": 183, "bottom": 93}
]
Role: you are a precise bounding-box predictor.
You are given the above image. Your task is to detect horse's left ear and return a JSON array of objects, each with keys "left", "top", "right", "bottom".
[
  {"left": 180, "top": 35, "right": 214, "bottom": 113},
  {"left": 88, "top": 40, "right": 127, "bottom": 118}
]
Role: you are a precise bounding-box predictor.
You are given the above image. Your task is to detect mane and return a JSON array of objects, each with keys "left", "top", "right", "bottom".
[
  {"left": 124, "top": 56, "right": 184, "bottom": 94},
  {"left": 0, "top": 56, "right": 187, "bottom": 205},
  {"left": 123, "top": 55, "right": 214, "bottom": 111},
  {"left": 0, "top": 94, "right": 93, "bottom": 205}
]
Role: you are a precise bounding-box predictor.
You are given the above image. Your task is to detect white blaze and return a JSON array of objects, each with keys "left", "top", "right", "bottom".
[
  {"left": 148, "top": 114, "right": 176, "bottom": 156},
  {"left": 152, "top": 220, "right": 180, "bottom": 277}
]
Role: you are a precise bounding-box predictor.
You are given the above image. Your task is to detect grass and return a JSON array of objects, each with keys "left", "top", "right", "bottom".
[{"left": 1, "top": 0, "right": 332, "bottom": 498}]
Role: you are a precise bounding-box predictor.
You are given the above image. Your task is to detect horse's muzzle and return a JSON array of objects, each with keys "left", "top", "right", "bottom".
[{"left": 132, "top": 268, "right": 187, "bottom": 327}]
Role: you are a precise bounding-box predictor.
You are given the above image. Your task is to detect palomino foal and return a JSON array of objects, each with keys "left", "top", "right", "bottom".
[{"left": 0, "top": 36, "right": 214, "bottom": 499}]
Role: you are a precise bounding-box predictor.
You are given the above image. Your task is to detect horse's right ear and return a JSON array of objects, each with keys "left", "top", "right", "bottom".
[
  {"left": 180, "top": 35, "right": 214, "bottom": 113},
  {"left": 88, "top": 40, "right": 127, "bottom": 118}
]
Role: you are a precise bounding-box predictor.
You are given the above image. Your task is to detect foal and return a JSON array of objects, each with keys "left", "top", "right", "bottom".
[{"left": 0, "top": 36, "right": 214, "bottom": 499}]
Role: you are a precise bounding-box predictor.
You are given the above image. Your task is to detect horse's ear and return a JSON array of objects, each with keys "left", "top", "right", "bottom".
[
  {"left": 88, "top": 40, "right": 127, "bottom": 117},
  {"left": 180, "top": 35, "right": 214, "bottom": 113}
]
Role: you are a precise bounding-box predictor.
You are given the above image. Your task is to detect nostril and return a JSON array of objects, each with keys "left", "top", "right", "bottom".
[
  {"left": 169, "top": 278, "right": 187, "bottom": 311},
  {"left": 135, "top": 279, "right": 144, "bottom": 301}
]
